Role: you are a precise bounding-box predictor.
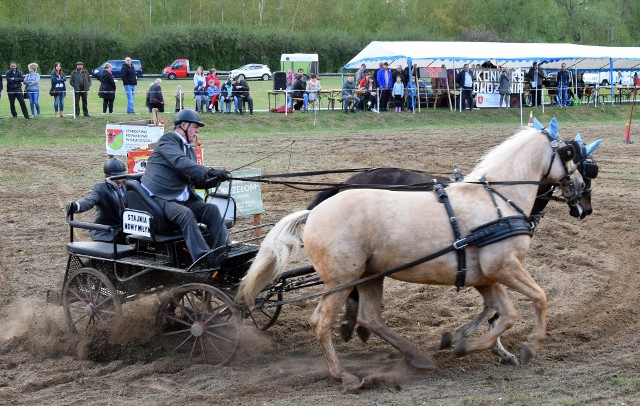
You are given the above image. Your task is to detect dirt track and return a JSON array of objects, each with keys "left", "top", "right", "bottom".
[{"left": 1, "top": 124, "right": 639, "bottom": 405}]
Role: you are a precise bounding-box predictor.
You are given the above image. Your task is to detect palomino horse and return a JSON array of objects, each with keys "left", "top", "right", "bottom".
[{"left": 238, "top": 121, "right": 601, "bottom": 390}]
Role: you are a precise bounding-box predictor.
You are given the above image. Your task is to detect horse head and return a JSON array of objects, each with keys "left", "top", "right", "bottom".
[{"left": 533, "top": 118, "right": 602, "bottom": 219}]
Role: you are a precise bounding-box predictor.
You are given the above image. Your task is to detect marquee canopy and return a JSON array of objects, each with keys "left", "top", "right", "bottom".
[{"left": 343, "top": 41, "right": 640, "bottom": 72}]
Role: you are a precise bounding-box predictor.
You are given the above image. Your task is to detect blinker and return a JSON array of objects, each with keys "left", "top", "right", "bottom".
[
  {"left": 580, "top": 162, "right": 599, "bottom": 179},
  {"left": 557, "top": 144, "right": 576, "bottom": 162}
]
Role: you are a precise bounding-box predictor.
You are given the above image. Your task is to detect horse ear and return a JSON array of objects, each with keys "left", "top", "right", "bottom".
[
  {"left": 533, "top": 117, "right": 544, "bottom": 130},
  {"left": 586, "top": 139, "right": 603, "bottom": 156},
  {"left": 548, "top": 118, "right": 559, "bottom": 139},
  {"left": 574, "top": 133, "right": 583, "bottom": 144}
]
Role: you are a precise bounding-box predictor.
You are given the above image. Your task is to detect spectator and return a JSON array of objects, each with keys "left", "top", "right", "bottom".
[
  {"left": 306, "top": 73, "right": 321, "bottom": 111},
  {"left": 392, "top": 75, "right": 405, "bottom": 112},
  {"left": 407, "top": 77, "right": 417, "bottom": 114},
  {"left": 147, "top": 78, "right": 165, "bottom": 113},
  {"left": 291, "top": 74, "right": 308, "bottom": 111},
  {"left": 456, "top": 63, "right": 475, "bottom": 111},
  {"left": 98, "top": 63, "right": 116, "bottom": 114},
  {"left": 5, "top": 61, "right": 31, "bottom": 119},
  {"left": 206, "top": 79, "right": 220, "bottom": 113},
  {"left": 24, "top": 63, "right": 41, "bottom": 118},
  {"left": 220, "top": 77, "right": 234, "bottom": 114},
  {"left": 361, "top": 74, "right": 378, "bottom": 112},
  {"left": 392, "top": 65, "right": 404, "bottom": 84},
  {"left": 376, "top": 62, "right": 393, "bottom": 112},
  {"left": 576, "top": 73, "right": 585, "bottom": 101},
  {"left": 498, "top": 68, "right": 511, "bottom": 108},
  {"left": 194, "top": 80, "right": 207, "bottom": 113},
  {"left": 66, "top": 158, "right": 129, "bottom": 243},
  {"left": 175, "top": 85, "right": 184, "bottom": 112},
  {"left": 557, "top": 63, "right": 572, "bottom": 107},
  {"left": 634, "top": 72, "right": 638, "bottom": 86},
  {"left": 527, "top": 61, "right": 545, "bottom": 107},
  {"left": 285, "top": 69, "right": 295, "bottom": 108},
  {"left": 355, "top": 63, "right": 367, "bottom": 86},
  {"left": 341, "top": 75, "right": 360, "bottom": 113},
  {"left": 297, "top": 68, "right": 308, "bottom": 80},
  {"left": 206, "top": 68, "right": 220, "bottom": 93},
  {"left": 50, "top": 62, "right": 67, "bottom": 117},
  {"left": 122, "top": 57, "right": 138, "bottom": 114},
  {"left": 233, "top": 76, "right": 254, "bottom": 114},
  {"left": 193, "top": 66, "right": 206, "bottom": 91},
  {"left": 70, "top": 61, "right": 91, "bottom": 117}
]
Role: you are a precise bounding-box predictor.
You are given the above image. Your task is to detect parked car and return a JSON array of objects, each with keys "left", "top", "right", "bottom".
[
  {"left": 92, "top": 59, "right": 143, "bottom": 79},
  {"left": 162, "top": 59, "right": 197, "bottom": 79},
  {"left": 582, "top": 72, "right": 613, "bottom": 86},
  {"left": 229, "top": 64, "right": 271, "bottom": 81}
]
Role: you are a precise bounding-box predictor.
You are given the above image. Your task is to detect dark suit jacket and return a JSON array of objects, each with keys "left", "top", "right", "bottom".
[
  {"left": 141, "top": 131, "right": 208, "bottom": 200},
  {"left": 77, "top": 180, "right": 126, "bottom": 242}
]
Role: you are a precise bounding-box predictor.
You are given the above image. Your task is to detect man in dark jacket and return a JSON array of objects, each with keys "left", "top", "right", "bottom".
[
  {"left": 5, "top": 61, "right": 31, "bottom": 119},
  {"left": 455, "top": 63, "right": 475, "bottom": 111},
  {"left": 232, "top": 76, "right": 254, "bottom": 114},
  {"left": 70, "top": 62, "right": 92, "bottom": 117},
  {"left": 527, "top": 62, "right": 545, "bottom": 107},
  {"left": 122, "top": 57, "right": 138, "bottom": 114},
  {"left": 291, "top": 74, "right": 307, "bottom": 111},
  {"left": 140, "top": 110, "right": 230, "bottom": 263},
  {"left": 66, "top": 158, "right": 128, "bottom": 243}
]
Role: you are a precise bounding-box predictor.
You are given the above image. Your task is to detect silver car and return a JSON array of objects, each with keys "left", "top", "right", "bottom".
[{"left": 230, "top": 64, "right": 272, "bottom": 81}]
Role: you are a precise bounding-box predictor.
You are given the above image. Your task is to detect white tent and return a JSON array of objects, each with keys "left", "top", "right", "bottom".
[{"left": 343, "top": 41, "right": 640, "bottom": 72}]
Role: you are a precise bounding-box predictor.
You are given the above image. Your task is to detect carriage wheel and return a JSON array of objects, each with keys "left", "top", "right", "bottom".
[
  {"left": 62, "top": 267, "right": 122, "bottom": 334},
  {"left": 250, "top": 290, "right": 283, "bottom": 331},
  {"left": 156, "top": 283, "right": 241, "bottom": 366}
]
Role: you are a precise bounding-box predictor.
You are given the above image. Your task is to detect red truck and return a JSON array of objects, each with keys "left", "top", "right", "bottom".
[{"left": 162, "top": 59, "right": 197, "bottom": 79}]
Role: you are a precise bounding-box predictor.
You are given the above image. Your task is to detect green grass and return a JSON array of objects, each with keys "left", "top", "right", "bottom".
[{"left": 0, "top": 82, "right": 634, "bottom": 149}]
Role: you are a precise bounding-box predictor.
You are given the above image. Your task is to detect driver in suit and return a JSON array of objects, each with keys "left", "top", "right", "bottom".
[{"left": 141, "top": 109, "right": 231, "bottom": 263}]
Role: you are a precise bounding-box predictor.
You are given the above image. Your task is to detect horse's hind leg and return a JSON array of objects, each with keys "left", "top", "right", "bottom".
[
  {"left": 488, "top": 313, "right": 519, "bottom": 366},
  {"left": 309, "top": 287, "right": 361, "bottom": 389},
  {"left": 356, "top": 278, "right": 435, "bottom": 370}
]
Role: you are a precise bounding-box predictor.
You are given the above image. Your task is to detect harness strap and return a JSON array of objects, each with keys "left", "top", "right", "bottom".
[
  {"left": 481, "top": 177, "right": 503, "bottom": 219},
  {"left": 434, "top": 183, "right": 467, "bottom": 291}
]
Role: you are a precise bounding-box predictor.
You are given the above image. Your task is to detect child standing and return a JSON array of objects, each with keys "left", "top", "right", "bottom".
[
  {"left": 392, "top": 75, "right": 405, "bottom": 112},
  {"left": 175, "top": 85, "right": 184, "bottom": 112}
]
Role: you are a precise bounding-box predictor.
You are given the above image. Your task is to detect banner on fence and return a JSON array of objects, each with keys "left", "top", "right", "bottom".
[
  {"left": 105, "top": 124, "right": 165, "bottom": 155},
  {"left": 216, "top": 168, "right": 263, "bottom": 216}
]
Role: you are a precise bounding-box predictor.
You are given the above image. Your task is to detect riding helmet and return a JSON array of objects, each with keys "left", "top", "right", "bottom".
[
  {"left": 103, "top": 157, "right": 127, "bottom": 176},
  {"left": 174, "top": 109, "right": 205, "bottom": 127}
]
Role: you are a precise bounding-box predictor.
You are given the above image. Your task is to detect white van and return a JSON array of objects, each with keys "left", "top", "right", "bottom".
[{"left": 582, "top": 71, "right": 631, "bottom": 86}]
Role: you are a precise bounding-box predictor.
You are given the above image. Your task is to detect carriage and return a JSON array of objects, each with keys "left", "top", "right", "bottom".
[{"left": 49, "top": 173, "right": 318, "bottom": 366}]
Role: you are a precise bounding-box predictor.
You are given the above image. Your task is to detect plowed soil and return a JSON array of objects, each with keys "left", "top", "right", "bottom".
[{"left": 1, "top": 123, "right": 639, "bottom": 405}]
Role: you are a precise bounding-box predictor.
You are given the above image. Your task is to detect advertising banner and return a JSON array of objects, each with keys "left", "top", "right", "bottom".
[
  {"left": 216, "top": 168, "right": 263, "bottom": 216},
  {"left": 106, "top": 124, "right": 165, "bottom": 155}
]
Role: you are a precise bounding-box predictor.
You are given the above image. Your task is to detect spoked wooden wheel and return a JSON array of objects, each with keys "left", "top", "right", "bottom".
[
  {"left": 156, "top": 283, "right": 241, "bottom": 366},
  {"left": 250, "top": 290, "right": 283, "bottom": 331},
  {"left": 62, "top": 267, "right": 122, "bottom": 334}
]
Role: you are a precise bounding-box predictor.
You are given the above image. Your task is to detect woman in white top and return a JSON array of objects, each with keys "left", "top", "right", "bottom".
[{"left": 305, "top": 74, "right": 321, "bottom": 110}]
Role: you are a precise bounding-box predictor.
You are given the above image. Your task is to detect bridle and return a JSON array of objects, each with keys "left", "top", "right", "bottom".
[{"left": 540, "top": 129, "right": 584, "bottom": 206}]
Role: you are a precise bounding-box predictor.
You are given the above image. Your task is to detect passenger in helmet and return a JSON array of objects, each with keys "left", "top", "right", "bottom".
[
  {"left": 65, "top": 157, "right": 128, "bottom": 243},
  {"left": 140, "top": 109, "right": 231, "bottom": 263}
]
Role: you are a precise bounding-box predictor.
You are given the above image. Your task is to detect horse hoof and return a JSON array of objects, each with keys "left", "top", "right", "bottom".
[
  {"left": 440, "top": 332, "right": 453, "bottom": 349},
  {"left": 339, "top": 323, "right": 354, "bottom": 342},
  {"left": 409, "top": 353, "right": 435, "bottom": 369},
  {"left": 342, "top": 373, "right": 362, "bottom": 393},
  {"left": 499, "top": 356, "right": 520, "bottom": 366},
  {"left": 453, "top": 341, "right": 468, "bottom": 358},
  {"left": 518, "top": 344, "right": 534, "bottom": 364},
  {"left": 356, "top": 326, "right": 370, "bottom": 343}
]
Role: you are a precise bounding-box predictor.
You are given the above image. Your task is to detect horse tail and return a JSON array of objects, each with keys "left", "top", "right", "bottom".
[
  {"left": 306, "top": 188, "right": 339, "bottom": 210},
  {"left": 236, "top": 210, "right": 310, "bottom": 308}
]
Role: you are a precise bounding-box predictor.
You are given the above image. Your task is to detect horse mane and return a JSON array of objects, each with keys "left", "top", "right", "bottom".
[{"left": 467, "top": 128, "right": 539, "bottom": 179}]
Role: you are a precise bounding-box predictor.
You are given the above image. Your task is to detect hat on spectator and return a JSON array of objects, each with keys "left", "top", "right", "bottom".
[{"left": 76, "top": 61, "right": 84, "bottom": 66}]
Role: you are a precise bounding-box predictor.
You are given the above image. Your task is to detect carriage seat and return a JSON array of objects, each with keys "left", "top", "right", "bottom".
[
  {"left": 67, "top": 241, "right": 135, "bottom": 259},
  {"left": 125, "top": 179, "right": 177, "bottom": 233}
]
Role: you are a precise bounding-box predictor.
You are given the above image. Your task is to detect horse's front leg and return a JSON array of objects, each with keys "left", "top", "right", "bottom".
[
  {"left": 499, "top": 266, "right": 548, "bottom": 363},
  {"left": 309, "top": 288, "right": 361, "bottom": 390}
]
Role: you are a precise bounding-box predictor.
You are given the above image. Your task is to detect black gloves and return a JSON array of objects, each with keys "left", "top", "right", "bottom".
[
  {"left": 207, "top": 169, "right": 231, "bottom": 182},
  {"left": 205, "top": 169, "right": 231, "bottom": 188},
  {"left": 66, "top": 202, "right": 78, "bottom": 216}
]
